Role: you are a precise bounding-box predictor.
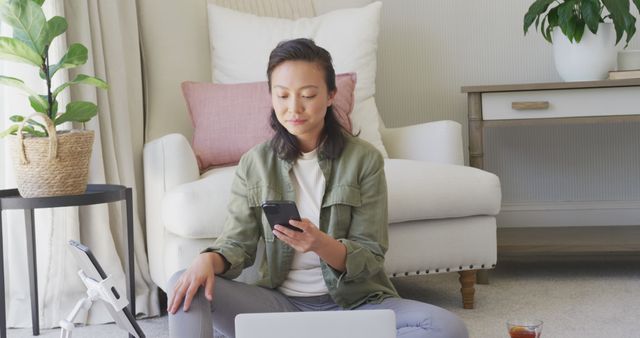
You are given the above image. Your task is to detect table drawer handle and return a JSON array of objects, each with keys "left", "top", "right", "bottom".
[{"left": 512, "top": 101, "right": 550, "bottom": 110}]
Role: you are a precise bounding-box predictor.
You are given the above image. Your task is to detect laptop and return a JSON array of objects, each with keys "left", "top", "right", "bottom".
[{"left": 235, "top": 309, "right": 396, "bottom": 338}]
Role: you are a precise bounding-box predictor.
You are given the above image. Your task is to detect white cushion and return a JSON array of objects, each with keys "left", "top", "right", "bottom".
[
  {"left": 161, "top": 158, "right": 501, "bottom": 238},
  {"left": 381, "top": 120, "right": 464, "bottom": 165},
  {"left": 206, "top": 1, "right": 388, "bottom": 157},
  {"left": 385, "top": 159, "right": 502, "bottom": 223},
  {"left": 162, "top": 165, "right": 236, "bottom": 238}
]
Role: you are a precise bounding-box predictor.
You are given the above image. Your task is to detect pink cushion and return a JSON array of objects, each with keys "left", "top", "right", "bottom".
[{"left": 182, "top": 73, "right": 356, "bottom": 171}]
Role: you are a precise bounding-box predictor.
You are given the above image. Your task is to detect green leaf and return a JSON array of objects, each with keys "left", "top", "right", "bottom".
[
  {"left": 54, "top": 101, "right": 98, "bottom": 125},
  {"left": 9, "top": 114, "right": 24, "bottom": 122},
  {"left": 32, "top": 0, "right": 45, "bottom": 6},
  {"left": 51, "top": 99, "right": 58, "bottom": 116},
  {"left": 26, "top": 118, "right": 46, "bottom": 132},
  {"left": 52, "top": 74, "right": 109, "bottom": 99},
  {"left": 28, "top": 94, "right": 48, "bottom": 113},
  {"left": 623, "top": 14, "right": 637, "bottom": 46},
  {"left": 574, "top": 19, "right": 586, "bottom": 42},
  {"left": 602, "top": 0, "right": 631, "bottom": 44},
  {"left": 0, "top": 37, "right": 42, "bottom": 66},
  {"left": 48, "top": 43, "right": 88, "bottom": 78},
  {"left": 0, "top": 124, "right": 19, "bottom": 138},
  {"left": 9, "top": 114, "right": 47, "bottom": 131},
  {"left": 27, "top": 94, "right": 56, "bottom": 118},
  {"left": 0, "top": 76, "right": 48, "bottom": 107},
  {"left": 524, "top": 0, "right": 556, "bottom": 34},
  {"left": 558, "top": 0, "right": 578, "bottom": 41},
  {"left": 41, "top": 16, "right": 67, "bottom": 49},
  {"left": 547, "top": 6, "right": 559, "bottom": 27},
  {"left": 541, "top": 13, "right": 550, "bottom": 42},
  {"left": 0, "top": 119, "right": 46, "bottom": 138},
  {"left": 544, "top": 6, "right": 560, "bottom": 43},
  {"left": 581, "top": 0, "right": 603, "bottom": 33},
  {"left": 0, "top": 0, "right": 48, "bottom": 54},
  {"left": 20, "top": 125, "right": 47, "bottom": 137}
]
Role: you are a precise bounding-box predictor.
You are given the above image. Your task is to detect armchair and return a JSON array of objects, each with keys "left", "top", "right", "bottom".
[{"left": 139, "top": 0, "right": 501, "bottom": 309}]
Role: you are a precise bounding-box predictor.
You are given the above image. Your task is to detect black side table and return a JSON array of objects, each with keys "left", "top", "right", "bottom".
[{"left": 0, "top": 184, "right": 136, "bottom": 337}]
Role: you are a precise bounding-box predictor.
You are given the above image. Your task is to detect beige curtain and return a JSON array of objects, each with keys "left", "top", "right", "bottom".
[{"left": 3, "top": 0, "right": 158, "bottom": 328}]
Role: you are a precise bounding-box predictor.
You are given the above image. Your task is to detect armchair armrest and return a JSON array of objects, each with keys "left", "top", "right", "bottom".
[
  {"left": 143, "top": 133, "right": 200, "bottom": 192},
  {"left": 380, "top": 120, "right": 464, "bottom": 165},
  {"left": 143, "top": 133, "right": 199, "bottom": 285}
]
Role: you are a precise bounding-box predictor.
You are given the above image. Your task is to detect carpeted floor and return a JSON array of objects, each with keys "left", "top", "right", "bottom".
[
  {"left": 8, "top": 254, "right": 640, "bottom": 337},
  {"left": 397, "top": 254, "right": 640, "bottom": 338}
]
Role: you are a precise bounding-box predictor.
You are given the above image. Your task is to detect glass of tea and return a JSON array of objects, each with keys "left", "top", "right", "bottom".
[{"left": 506, "top": 319, "right": 543, "bottom": 338}]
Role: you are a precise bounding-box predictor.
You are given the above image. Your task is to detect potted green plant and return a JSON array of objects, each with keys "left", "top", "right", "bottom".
[
  {"left": 524, "top": 0, "right": 640, "bottom": 81},
  {"left": 0, "top": 0, "right": 108, "bottom": 197}
]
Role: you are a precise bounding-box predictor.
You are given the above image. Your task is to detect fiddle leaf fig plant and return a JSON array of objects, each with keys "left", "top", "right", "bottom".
[
  {"left": 0, "top": 0, "right": 108, "bottom": 138},
  {"left": 524, "top": 0, "right": 640, "bottom": 47}
]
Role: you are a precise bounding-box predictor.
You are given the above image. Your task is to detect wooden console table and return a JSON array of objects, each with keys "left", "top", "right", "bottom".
[
  {"left": 462, "top": 78, "right": 640, "bottom": 170},
  {"left": 461, "top": 79, "right": 640, "bottom": 255}
]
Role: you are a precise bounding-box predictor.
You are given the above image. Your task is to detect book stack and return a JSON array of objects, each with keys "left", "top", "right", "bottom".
[{"left": 608, "top": 69, "right": 640, "bottom": 80}]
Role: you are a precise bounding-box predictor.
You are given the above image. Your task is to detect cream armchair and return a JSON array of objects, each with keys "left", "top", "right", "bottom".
[
  {"left": 143, "top": 121, "right": 501, "bottom": 309},
  {"left": 139, "top": 0, "right": 501, "bottom": 309}
]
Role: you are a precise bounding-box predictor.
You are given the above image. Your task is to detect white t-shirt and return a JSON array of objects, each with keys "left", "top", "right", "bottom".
[{"left": 278, "top": 149, "right": 329, "bottom": 297}]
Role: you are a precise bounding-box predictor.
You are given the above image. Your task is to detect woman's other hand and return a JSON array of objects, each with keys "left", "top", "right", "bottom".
[{"left": 167, "top": 252, "right": 218, "bottom": 314}]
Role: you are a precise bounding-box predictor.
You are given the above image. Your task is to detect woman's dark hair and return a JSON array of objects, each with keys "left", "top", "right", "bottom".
[{"left": 267, "top": 38, "right": 346, "bottom": 161}]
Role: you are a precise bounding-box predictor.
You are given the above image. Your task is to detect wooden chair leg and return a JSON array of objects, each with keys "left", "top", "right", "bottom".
[{"left": 458, "top": 270, "right": 476, "bottom": 309}]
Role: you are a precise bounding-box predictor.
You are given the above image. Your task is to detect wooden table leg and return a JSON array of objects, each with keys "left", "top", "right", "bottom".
[
  {"left": 468, "top": 92, "right": 484, "bottom": 169},
  {"left": 468, "top": 92, "right": 492, "bottom": 285}
]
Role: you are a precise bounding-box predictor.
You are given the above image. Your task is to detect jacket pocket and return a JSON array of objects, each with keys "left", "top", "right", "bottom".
[
  {"left": 322, "top": 185, "right": 361, "bottom": 238},
  {"left": 322, "top": 185, "right": 361, "bottom": 208},
  {"left": 247, "top": 185, "right": 283, "bottom": 207}
]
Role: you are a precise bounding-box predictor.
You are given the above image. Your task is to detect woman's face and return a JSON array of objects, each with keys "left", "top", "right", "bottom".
[{"left": 270, "top": 60, "right": 335, "bottom": 152}]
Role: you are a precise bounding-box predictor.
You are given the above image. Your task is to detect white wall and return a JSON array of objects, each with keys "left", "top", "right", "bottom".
[{"left": 376, "top": 0, "right": 640, "bottom": 129}]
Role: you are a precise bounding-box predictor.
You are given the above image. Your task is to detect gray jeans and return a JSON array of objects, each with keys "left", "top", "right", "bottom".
[{"left": 168, "top": 270, "right": 468, "bottom": 338}]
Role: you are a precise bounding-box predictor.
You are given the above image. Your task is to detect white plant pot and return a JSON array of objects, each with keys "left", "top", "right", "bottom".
[{"left": 552, "top": 23, "right": 617, "bottom": 82}]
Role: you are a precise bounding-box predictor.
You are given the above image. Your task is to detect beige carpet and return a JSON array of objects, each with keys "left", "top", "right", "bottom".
[
  {"left": 396, "top": 254, "right": 640, "bottom": 338},
  {"left": 9, "top": 254, "right": 640, "bottom": 337}
]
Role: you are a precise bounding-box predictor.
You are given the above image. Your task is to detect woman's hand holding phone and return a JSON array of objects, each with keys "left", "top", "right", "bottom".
[
  {"left": 273, "top": 219, "right": 347, "bottom": 272},
  {"left": 272, "top": 218, "right": 327, "bottom": 253},
  {"left": 262, "top": 200, "right": 347, "bottom": 271}
]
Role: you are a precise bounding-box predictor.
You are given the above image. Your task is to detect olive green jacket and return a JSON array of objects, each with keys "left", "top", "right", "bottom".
[{"left": 205, "top": 135, "right": 399, "bottom": 309}]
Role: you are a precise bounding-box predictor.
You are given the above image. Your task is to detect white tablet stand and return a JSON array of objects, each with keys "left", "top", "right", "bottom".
[{"left": 59, "top": 270, "right": 131, "bottom": 338}]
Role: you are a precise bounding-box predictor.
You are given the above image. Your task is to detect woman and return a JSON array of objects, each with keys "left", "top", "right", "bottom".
[{"left": 168, "top": 38, "right": 468, "bottom": 338}]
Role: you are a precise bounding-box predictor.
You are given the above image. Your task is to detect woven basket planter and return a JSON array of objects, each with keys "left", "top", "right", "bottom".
[{"left": 9, "top": 114, "right": 94, "bottom": 198}]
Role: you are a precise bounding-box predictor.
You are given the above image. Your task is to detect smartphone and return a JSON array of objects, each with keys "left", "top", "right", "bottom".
[{"left": 261, "top": 200, "right": 303, "bottom": 232}]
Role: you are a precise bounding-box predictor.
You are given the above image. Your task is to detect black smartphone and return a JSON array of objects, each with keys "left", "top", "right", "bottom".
[{"left": 261, "top": 200, "right": 303, "bottom": 232}]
